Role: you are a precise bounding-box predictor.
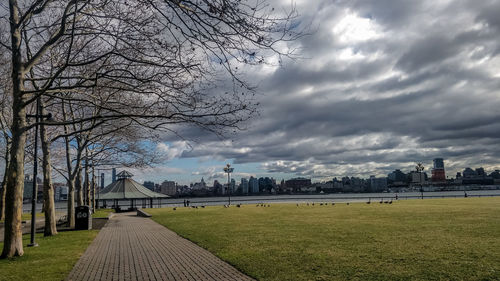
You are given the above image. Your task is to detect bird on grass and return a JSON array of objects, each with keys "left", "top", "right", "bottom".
[
  {"left": 320, "top": 203, "right": 323, "bottom": 206},
  {"left": 296, "top": 203, "right": 299, "bottom": 207},
  {"left": 389, "top": 200, "right": 393, "bottom": 204},
  {"left": 173, "top": 207, "right": 177, "bottom": 211},
  {"left": 312, "top": 203, "right": 315, "bottom": 206},
  {"left": 201, "top": 206, "right": 205, "bottom": 208},
  {"left": 306, "top": 203, "right": 309, "bottom": 206},
  {"left": 331, "top": 202, "right": 335, "bottom": 206},
  {"left": 237, "top": 204, "right": 241, "bottom": 208}
]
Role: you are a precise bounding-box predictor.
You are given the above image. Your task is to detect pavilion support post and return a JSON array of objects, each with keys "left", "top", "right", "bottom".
[{"left": 150, "top": 198, "right": 153, "bottom": 208}]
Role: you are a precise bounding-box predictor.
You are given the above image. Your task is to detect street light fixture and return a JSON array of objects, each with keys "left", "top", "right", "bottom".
[
  {"left": 26, "top": 98, "right": 52, "bottom": 247},
  {"left": 223, "top": 164, "right": 234, "bottom": 206}
]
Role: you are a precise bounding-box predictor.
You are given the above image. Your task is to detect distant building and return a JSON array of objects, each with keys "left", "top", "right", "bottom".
[
  {"left": 143, "top": 181, "right": 155, "bottom": 191},
  {"left": 462, "top": 167, "right": 477, "bottom": 178},
  {"left": 230, "top": 178, "right": 236, "bottom": 193},
  {"left": 192, "top": 178, "right": 207, "bottom": 190},
  {"left": 490, "top": 170, "right": 500, "bottom": 179},
  {"left": 476, "top": 167, "right": 486, "bottom": 177},
  {"left": 258, "top": 177, "right": 275, "bottom": 193},
  {"left": 459, "top": 167, "right": 494, "bottom": 185},
  {"left": 160, "top": 180, "right": 177, "bottom": 196},
  {"left": 369, "top": 176, "right": 387, "bottom": 192},
  {"left": 431, "top": 158, "right": 446, "bottom": 182},
  {"left": 409, "top": 171, "right": 426, "bottom": 184},
  {"left": 249, "top": 176, "right": 259, "bottom": 193},
  {"left": 240, "top": 178, "right": 249, "bottom": 194},
  {"left": 55, "top": 185, "right": 68, "bottom": 201},
  {"left": 23, "top": 175, "right": 41, "bottom": 200},
  {"left": 285, "top": 178, "right": 311, "bottom": 192},
  {"left": 213, "top": 180, "right": 223, "bottom": 195},
  {"left": 388, "top": 169, "right": 406, "bottom": 183}
]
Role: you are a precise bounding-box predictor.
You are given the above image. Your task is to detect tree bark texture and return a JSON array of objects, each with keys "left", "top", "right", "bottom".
[
  {"left": 76, "top": 167, "right": 83, "bottom": 206},
  {"left": 2, "top": 0, "right": 26, "bottom": 258},
  {"left": 66, "top": 178, "right": 75, "bottom": 228}
]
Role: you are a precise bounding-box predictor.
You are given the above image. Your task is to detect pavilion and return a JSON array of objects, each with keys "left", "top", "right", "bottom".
[{"left": 97, "top": 170, "right": 169, "bottom": 210}]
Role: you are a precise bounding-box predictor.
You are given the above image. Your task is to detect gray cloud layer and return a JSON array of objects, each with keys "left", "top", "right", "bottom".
[{"left": 172, "top": 0, "right": 500, "bottom": 180}]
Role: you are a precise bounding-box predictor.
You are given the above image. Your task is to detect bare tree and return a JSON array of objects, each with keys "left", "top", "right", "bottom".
[{"left": 1, "top": 0, "right": 302, "bottom": 258}]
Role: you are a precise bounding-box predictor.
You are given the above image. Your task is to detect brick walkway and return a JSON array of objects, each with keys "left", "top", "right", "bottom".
[{"left": 66, "top": 212, "right": 254, "bottom": 281}]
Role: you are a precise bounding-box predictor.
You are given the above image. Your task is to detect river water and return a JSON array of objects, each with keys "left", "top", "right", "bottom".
[{"left": 24, "top": 189, "right": 500, "bottom": 212}]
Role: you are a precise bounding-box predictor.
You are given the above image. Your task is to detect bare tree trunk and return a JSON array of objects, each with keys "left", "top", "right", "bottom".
[
  {"left": 0, "top": 183, "right": 5, "bottom": 222},
  {"left": 2, "top": 0, "right": 27, "bottom": 258},
  {"left": 40, "top": 101, "right": 57, "bottom": 236},
  {"left": 0, "top": 153, "right": 8, "bottom": 221},
  {"left": 66, "top": 178, "right": 75, "bottom": 228},
  {"left": 76, "top": 166, "right": 83, "bottom": 206}
]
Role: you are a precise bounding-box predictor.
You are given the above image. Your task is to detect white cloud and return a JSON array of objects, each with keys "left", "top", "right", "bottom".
[{"left": 332, "top": 10, "right": 383, "bottom": 44}]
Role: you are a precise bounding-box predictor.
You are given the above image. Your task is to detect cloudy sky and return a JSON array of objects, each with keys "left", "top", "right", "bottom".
[{"left": 129, "top": 0, "right": 500, "bottom": 185}]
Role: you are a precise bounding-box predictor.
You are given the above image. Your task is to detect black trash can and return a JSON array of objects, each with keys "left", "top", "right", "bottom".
[{"left": 75, "top": 205, "right": 92, "bottom": 230}]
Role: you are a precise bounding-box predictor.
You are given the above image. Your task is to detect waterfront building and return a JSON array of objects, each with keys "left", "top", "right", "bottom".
[
  {"left": 143, "top": 181, "right": 155, "bottom": 191},
  {"left": 160, "top": 180, "right": 177, "bottom": 196},
  {"left": 285, "top": 178, "right": 311, "bottom": 192},
  {"left": 240, "top": 178, "right": 249, "bottom": 194},
  {"left": 369, "top": 176, "right": 387, "bottom": 192},
  {"left": 388, "top": 169, "right": 407, "bottom": 183},
  {"left": 249, "top": 176, "right": 259, "bottom": 193},
  {"left": 431, "top": 158, "right": 446, "bottom": 182}
]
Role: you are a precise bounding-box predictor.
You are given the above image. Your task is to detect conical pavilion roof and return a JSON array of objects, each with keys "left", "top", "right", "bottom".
[{"left": 98, "top": 171, "right": 169, "bottom": 200}]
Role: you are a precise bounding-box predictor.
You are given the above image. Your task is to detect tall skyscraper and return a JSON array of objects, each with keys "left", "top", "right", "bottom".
[
  {"left": 431, "top": 158, "right": 446, "bottom": 182},
  {"left": 248, "top": 176, "right": 258, "bottom": 193},
  {"left": 240, "top": 178, "right": 249, "bottom": 194}
]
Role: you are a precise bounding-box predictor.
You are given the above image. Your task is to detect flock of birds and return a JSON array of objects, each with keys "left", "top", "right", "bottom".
[{"left": 172, "top": 199, "right": 395, "bottom": 210}]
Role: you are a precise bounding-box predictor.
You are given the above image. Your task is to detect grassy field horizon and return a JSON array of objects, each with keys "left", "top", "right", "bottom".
[{"left": 149, "top": 197, "right": 500, "bottom": 280}]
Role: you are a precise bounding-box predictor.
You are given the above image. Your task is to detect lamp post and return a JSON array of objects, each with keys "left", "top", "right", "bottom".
[
  {"left": 415, "top": 163, "right": 425, "bottom": 200},
  {"left": 26, "top": 98, "right": 52, "bottom": 247},
  {"left": 223, "top": 164, "right": 234, "bottom": 206}
]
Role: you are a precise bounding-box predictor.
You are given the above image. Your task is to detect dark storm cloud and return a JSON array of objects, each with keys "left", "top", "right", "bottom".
[{"left": 171, "top": 0, "right": 500, "bottom": 179}]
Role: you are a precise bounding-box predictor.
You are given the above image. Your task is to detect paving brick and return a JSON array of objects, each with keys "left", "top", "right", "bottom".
[{"left": 66, "top": 212, "right": 254, "bottom": 281}]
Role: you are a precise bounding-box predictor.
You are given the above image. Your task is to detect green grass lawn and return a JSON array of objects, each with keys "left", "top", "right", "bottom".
[
  {"left": 1, "top": 213, "right": 44, "bottom": 223},
  {"left": 148, "top": 197, "right": 500, "bottom": 281},
  {"left": 0, "top": 230, "right": 98, "bottom": 281},
  {"left": 92, "top": 208, "right": 114, "bottom": 219}
]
